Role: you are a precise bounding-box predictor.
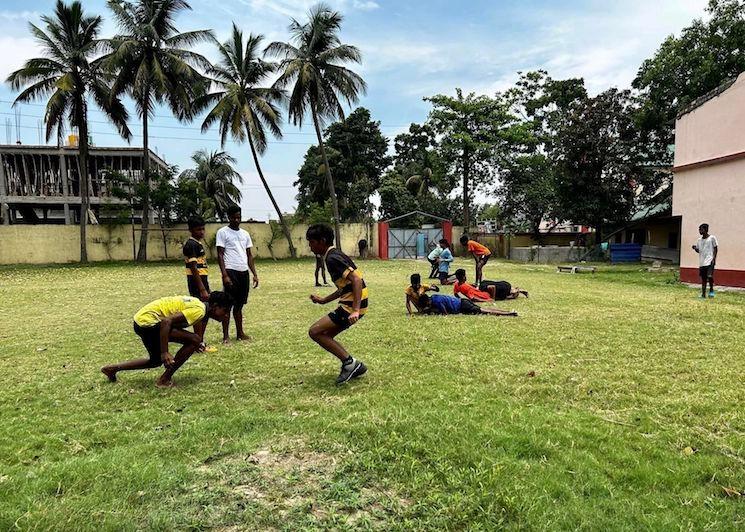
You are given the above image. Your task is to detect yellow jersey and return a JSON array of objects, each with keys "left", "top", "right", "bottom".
[{"left": 133, "top": 296, "right": 206, "bottom": 328}]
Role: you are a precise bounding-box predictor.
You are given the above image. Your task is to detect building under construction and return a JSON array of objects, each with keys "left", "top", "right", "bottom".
[{"left": 0, "top": 142, "right": 169, "bottom": 224}]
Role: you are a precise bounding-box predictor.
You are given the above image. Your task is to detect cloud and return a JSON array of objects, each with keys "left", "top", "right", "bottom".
[
  {"left": 352, "top": 1, "right": 379, "bottom": 11},
  {"left": 0, "top": 36, "right": 42, "bottom": 81}
]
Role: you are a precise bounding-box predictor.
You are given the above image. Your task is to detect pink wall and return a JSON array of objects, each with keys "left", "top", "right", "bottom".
[{"left": 675, "top": 73, "right": 745, "bottom": 168}]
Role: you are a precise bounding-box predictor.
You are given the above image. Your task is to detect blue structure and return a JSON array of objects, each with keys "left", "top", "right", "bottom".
[{"left": 610, "top": 243, "right": 642, "bottom": 263}]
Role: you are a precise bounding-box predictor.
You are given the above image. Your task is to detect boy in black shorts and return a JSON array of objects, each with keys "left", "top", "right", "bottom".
[
  {"left": 183, "top": 217, "right": 210, "bottom": 339},
  {"left": 307, "top": 224, "right": 368, "bottom": 385}
]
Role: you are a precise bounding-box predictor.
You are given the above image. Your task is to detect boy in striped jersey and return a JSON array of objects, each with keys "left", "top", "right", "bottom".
[{"left": 307, "top": 224, "right": 368, "bottom": 385}]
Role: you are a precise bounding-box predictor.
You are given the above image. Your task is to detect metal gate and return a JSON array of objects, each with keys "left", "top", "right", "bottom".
[{"left": 388, "top": 227, "right": 443, "bottom": 259}]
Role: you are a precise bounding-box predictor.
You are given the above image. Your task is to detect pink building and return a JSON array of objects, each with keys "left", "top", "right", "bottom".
[{"left": 673, "top": 72, "right": 745, "bottom": 287}]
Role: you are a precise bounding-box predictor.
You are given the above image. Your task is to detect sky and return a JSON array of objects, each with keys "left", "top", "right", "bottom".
[{"left": 0, "top": 0, "right": 710, "bottom": 220}]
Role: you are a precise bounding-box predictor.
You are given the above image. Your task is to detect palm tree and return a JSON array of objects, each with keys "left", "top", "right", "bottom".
[
  {"left": 195, "top": 25, "right": 297, "bottom": 257},
  {"left": 7, "top": 0, "right": 131, "bottom": 263},
  {"left": 179, "top": 150, "right": 243, "bottom": 220},
  {"left": 103, "top": 0, "right": 214, "bottom": 261},
  {"left": 266, "top": 3, "right": 366, "bottom": 250}
]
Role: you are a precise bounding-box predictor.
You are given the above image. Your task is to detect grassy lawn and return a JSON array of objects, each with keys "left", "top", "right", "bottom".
[{"left": 0, "top": 258, "right": 743, "bottom": 530}]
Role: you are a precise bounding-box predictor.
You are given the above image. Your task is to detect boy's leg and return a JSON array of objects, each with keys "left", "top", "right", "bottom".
[
  {"left": 709, "top": 267, "right": 715, "bottom": 294},
  {"left": 101, "top": 324, "right": 163, "bottom": 382},
  {"left": 475, "top": 259, "right": 482, "bottom": 284},
  {"left": 232, "top": 271, "right": 250, "bottom": 340},
  {"left": 156, "top": 329, "right": 201, "bottom": 387},
  {"left": 308, "top": 315, "right": 350, "bottom": 361},
  {"left": 481, "top": 307, "right": 518, "bottom": 316},
  {"left": 700, "top": 268, "right": 707, "bottom": 297}
]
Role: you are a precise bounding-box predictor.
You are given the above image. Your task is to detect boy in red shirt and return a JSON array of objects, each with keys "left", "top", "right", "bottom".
[{"left": 460, "top": 234, "right": 491, "bottom": 284}]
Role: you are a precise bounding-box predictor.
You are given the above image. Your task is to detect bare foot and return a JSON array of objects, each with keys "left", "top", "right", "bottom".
[
  {"left": 101, "top": 367, "right": 117, "bottom": 383},
  {"left": 236, "top": 334, "right": 252, "bottom": 341},
  {"left": 155, "top": 378, "right": 175, "bottom": 388},
  {"left": 521, "top": 290, "right": 529, "bottom": 298}
]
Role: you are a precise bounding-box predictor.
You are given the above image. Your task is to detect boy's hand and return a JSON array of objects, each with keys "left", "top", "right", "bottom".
[
  {"left": 348, "top": 311, "right": 360, "bottom": 324},
  {"left": 310, "top": 294, "right": 323, "bottom": 304},
  {"left": 200, "top": 290, "right": 210, "bottom": 302},
  {"left": 161, "top": 352, "right": 175, "bottom": 369},
  {"left": 222, "top": 274, "right": 233, "bottom": 287},
  {"left": 252, "top": 275, "right": 260, "bottom": 288}
]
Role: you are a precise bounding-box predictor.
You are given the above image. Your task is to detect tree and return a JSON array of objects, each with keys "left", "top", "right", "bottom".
[
  {"left": 266, "top": 3, "right": 366, "bottom": 251},
  {"left": 178, "top": 150, "right": 242, "bottom": 220},
  {"left": 633, "top": 0, "right": 745, "bottom": 165},
  {"left": 6, "top": 0, "right": 131, "bottom": 262},
  {"left": 195, "top": 25, "right": 296, "bottom": 258},
  {"left": 295, "top": 108, "right": 390, "bottom": 222},
  {"left": 425, "top": 90, "right": 510, "bottom": 230},
  {"left": 552, "top": 88, "right": 665, "bottom": 247},
  {"left": 104, "top": 0, "right": 213, "bottom": 261}
]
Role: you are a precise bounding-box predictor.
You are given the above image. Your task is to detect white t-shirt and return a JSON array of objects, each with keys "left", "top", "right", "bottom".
[
  {"left": 216, "top": 226, "right": 253, "bottom": 271},
  {"left": 428, "top": 247, "right": 442, "bottom": 261},
  {"left": 696, "top": 235, "right": 718, "bottom": 267}
]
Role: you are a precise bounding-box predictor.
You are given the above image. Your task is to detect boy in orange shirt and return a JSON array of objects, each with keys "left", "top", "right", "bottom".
[
  {"left": 453, "top": 269, "right": 528, "bottom": 301},
  {"left": 460, "top": 234, "right": 491, "bottom": 284}
]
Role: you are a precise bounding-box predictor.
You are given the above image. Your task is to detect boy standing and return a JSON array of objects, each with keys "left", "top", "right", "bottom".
[
  {"left": 437, "top": 239, "right": 455, "bottom": 285},
  {"left": 427, "top": 244, "right": 442, "bottom": 279},
  {"left": 693, "top": 223, "right": 718, "bottom": 298},
  {"left": 314, "top": 253, "right": 328, "bottom": 287},
  {"left": 101, "top": 292, "right": 233, "bottom": 387},
  {"left": 307, "top": 224, "right": 368, "bottom": 385},
  {"left": 460, "top": 234, "right": 492, "bottom": 284},
  {"left": 216, "top": 205, "right": 259, "bottom": 343},
  {"left": 405, "top": 273, "right": 440, "bottom": 315},
  {"left": 183, "top": 216, "right": 210, "bottom": 340}
]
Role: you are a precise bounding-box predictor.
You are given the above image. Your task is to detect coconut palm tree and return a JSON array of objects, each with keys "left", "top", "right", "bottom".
[
  {"left": 265, "top": 3, "right": 366, "bottom": 250},
  {"left": 103, "top": 0, "right": 214, "bottom": 261},
  {"left": 195, "top": 25, "right": 297, "bottom": 257},
  {"left": 6, "top": 0, "right": 131, "bottom": 263},
  {"left": 179, "top": 150, "right": 243, "bottom": 221}
]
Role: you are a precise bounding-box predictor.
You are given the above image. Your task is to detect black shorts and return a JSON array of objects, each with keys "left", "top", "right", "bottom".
[
  {"left": 133, "top": 322, "right": 163, "bottom": 365},
  {"left": 187, "top": 275, "right": 210, "bottom": 298},
  {"left": 699, "top": 264, "right": 715, "bottom": 280},
  {"left": 328, "top": 307, "right": 364, "bottom": 331},
  {"left": 438, "top": 271, "right": 451, "bottom": 283},
  {"left": 459, "top": 299, "right": 483, "bottom": 315},
  {"left": 477, "top": 254, "right": 491, "bottom": 266},
  {"left": 225, "top": 269, "right": 249, "bottom": 307},
  {"left": 480, "top": 280, "right": 511, "bottom": 300}
]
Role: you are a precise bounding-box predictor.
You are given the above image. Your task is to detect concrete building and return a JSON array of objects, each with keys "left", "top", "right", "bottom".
[
  {"left": 0, "top": 143, "right": 168, "bottom": 225},
  {"left": 673, "top": 72, "right": 745, "bottom": 287}
]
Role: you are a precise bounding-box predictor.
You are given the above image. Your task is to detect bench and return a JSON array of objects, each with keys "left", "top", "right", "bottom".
[{"left": 557, "top": 265, "right": 597, "bottom": 274}]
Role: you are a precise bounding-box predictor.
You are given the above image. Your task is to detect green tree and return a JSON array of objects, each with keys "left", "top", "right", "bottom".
[
  {"left": 178, "top": 150, "right": 243, "bottom": 220},
  {"left": 425, "top": 90, "right": 510, "bottom": 230},
  {"left": 6, "top": 0, "right": 131, "bottom": 263},
  {"left": 295, "top": 108, "right": 390, "bottom": 222},
  {"left": 266, "top": 3, "right": 366, "bottom": 251},
  {"left": 633, "top": 0, "right": 745, "bottom": 164},
  {"left": 195, "top": 25, "right": 296, "bottom": 257},
  {"left": 103, "top": 0, "right": 214, "bottom": 261}
]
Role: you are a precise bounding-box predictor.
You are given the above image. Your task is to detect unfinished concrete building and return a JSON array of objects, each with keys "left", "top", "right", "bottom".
[{"left": 0, "top": 143, "right": 168, "bottom": 224}]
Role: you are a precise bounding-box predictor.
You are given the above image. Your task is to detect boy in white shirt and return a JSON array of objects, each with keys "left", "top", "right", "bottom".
[
  {"left": 216, "top": 205, "right": 259, "bottom": 342},
  {"left": 692, "top": 223, "right": 718, "bottom": 299}
]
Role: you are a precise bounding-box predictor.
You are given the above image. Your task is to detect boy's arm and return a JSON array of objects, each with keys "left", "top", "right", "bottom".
[
  {"left": 217, "top": 247, "right": 231, "bottom": 286},
  {"left": 247, "top": 248, "right": 259, "bottom": 287},
  {"left": 187, "top": 262, "right": 210, "bottom": 301},
  {"left": 406, "top": 295, "right": 416, "bottom": 315},
  {"left": 713, "top": 243, "right": 718, "bottom": 263},
  {"left": 159, "top": 313, "right": 196, "bottom": 367},
  {"left": 310, "top": 288, "right": 343, "bottom": 305},
  {"left": 347, "top": 271, "right": 363, "bottom": 324}
]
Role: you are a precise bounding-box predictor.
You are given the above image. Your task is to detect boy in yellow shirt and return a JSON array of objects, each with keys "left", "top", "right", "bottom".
[
  {"left": 405, "top": 273, "right": 440, "bottom": 315},
  {"left": 101, "top": 292, "right": 232, "bottom": 387}
]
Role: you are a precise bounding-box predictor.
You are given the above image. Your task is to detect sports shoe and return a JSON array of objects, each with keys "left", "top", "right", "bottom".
[
  {"left": 709, "top": 290, "right": 716, "bottom": 298},
  {"left": 336, "top": 358, "right": 367, "bottom": 385}
]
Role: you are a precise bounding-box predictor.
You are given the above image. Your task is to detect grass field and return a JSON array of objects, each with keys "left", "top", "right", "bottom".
[{"left": 0, "top": 258, "right": 743, "bottom": 530}]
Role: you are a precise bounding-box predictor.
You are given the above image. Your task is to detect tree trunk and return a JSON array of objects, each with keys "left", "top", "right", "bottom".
[
  {"left": 247, "top": 127, "right": 297, "bottom": 258},
  {"left": 311, "top": 103, "right": 342, "bottom": 251},
  {"left": 77, "top": 101, "right": 89, "bottom": 263},
  {"left": 136, "top": 110, "right": 150, "bottom": 262},
  {"left": 462, "top": 151, "right": 470, "bottom": 232}
]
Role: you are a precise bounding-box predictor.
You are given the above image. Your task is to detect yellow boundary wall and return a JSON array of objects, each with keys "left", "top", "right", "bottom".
[{"left": 0, "top": 222, "right": 377, "bottom": 265}]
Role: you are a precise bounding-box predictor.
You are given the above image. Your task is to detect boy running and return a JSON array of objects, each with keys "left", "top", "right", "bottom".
[
  {"left": 453, "top": 269, "right": 528, "bottom": 301},
  {"left": 405, "top": 273, "right": 440, "bottom": 315},
  {"left": 101, "top": 292, "right": 232, "bottom": 387},
  {"left": 460, "top": 234, "right": 492, "bottom": 284},
  {"left": 693, "top": 223, "right": 718, "bottom": 298},
  {"left": 216, "top": 205, "right": 259, "bottom": 343},
  {"left": 418, "top": 293, "right": 517, "bottom": 317},
  {"left": 307, "top": 224, "right": 368, "bottom": 385}
]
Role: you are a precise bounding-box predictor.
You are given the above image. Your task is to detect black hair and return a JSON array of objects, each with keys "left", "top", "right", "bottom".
[
  {"left": 411, "top": 273, "right": 421, "bottom": 284},
  {"left": 439, "top": 238, "right": 450, "bottom": 247},
  {"left": 699, "top": 223, "right": 709, "bottom": 231},
  {"left": 455, "top": 268, "right": 466, "bottom": 281},
  {"left": 188, "top": 216, "right": 205, "bottom": 230},
  {"left": 459, "top": 234, "right": 469, "bottom": 245},
  {"left": 208, "top": 291, "right": 233, "bottom": 312},
  {"left": 306, "top": 224, "right": 335, "bottom": 245},
  {"left": 227, "top": 204, "right": 241, "bottom": 217}
]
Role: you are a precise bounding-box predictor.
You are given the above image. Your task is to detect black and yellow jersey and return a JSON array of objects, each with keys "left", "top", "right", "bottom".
[
  {"left": 183, "top": 237, "right": 207, "bottom": 276},
  {"left": 324, "top": 247, "right": 368, "bottom": 315}
]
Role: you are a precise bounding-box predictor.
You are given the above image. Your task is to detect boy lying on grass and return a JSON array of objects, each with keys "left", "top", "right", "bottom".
[
  {"left": 417, "top": 293, "right": 517, "bottom": 317},
  {"left": 405, "top": 273, "right": 440, "bottom": 315},
  {"left": 101, "top": 292, "right": 233, "bottom": 387},
  {"left": 452, "top": 269, "right": 529, "bottom": 302}
]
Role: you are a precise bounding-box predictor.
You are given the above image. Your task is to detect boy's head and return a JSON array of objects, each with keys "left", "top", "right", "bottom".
[
  {"left": 410, "top": 273, "right": 421, "bottom": 290},
  {"left": 699, "top": 223, "right": 709, "bottom": 236},
  {"left": 455, "top": 268, "right": 467, "bottom": 282},
  {"left": 206, "top": 291, "right": 233, "bottom": 321},
  {"left": 306, "top": 224, "right": 335, "bottom": 255},
  {"left": 459, "top": 234, "right": 469, "bottom": 245},
  {"left": 227, "top": 205, "right": 241, "bottom": 228},
  {"left": 439, "top": 238, "right": 450, "bottom": 249},
  {"left": 188, "top": 216, "right": 206, "bottom": 239}
]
